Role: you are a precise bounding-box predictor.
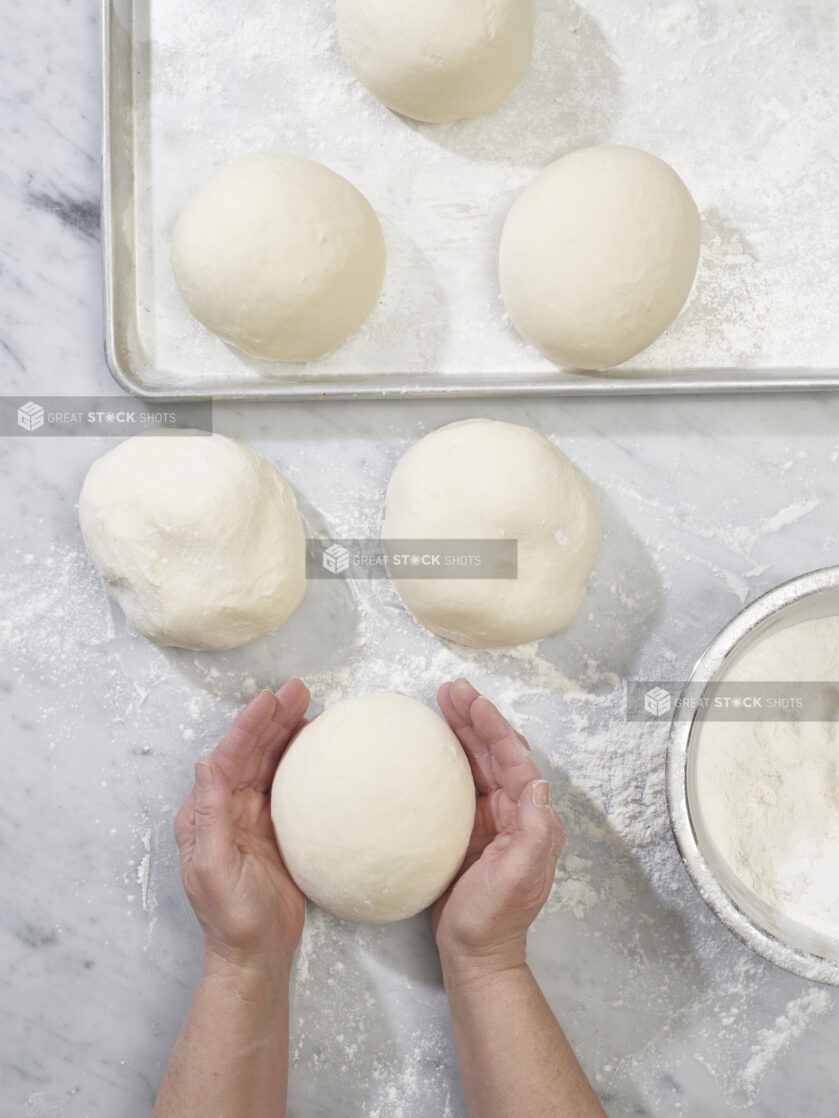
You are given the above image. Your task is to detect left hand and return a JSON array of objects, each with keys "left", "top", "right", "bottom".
[{"left": 173, "top": 679, "right": 311, "bottom": 977}]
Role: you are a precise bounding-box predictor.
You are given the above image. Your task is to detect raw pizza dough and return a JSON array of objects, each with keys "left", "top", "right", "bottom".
[
  {"left": 500, "top": 144, "right": 701, "bottom": 369},
  {"left": 271, "top": 693, "right": 476, "bottom": 923},
  {"left": 171, "top": 153, "right": 386, "bottom": 361},
  {"left": 380, "top": 418, "right": 601, "bottom": 648},
  {"left": 337, "top": 0, "right": 534, "bottom": 123},
  {"left": 79, "top": 431, "right": 306, "bottom": 651}
]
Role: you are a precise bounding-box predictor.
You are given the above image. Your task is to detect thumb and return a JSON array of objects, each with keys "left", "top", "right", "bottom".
[
  {"left": 192, "top": 760, "right": 239, "bottom": 876},
  {"left": 503, "top": 779, "right": 565, "bottom": 889}
]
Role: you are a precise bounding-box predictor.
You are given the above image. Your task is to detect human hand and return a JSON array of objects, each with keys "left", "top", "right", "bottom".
[
  {"left": 173, "top": 679, "right": 311, "bottom": 979},
  {"left": 433, "top": 679, "right": 567, "bottom": 983}
]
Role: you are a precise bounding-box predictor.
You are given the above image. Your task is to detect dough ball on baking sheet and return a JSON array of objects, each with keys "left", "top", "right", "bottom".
[
  {"left": 172, "top": 154, "right": 386, "bottom": 362},
  {"left": 500, "top": 145, "right": 701, "bottom": 370},
  {"left": 338, "top": 0, "right": 534, "bottom": 123}
]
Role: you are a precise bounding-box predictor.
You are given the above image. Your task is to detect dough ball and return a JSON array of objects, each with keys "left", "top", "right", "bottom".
[
  {"left": 337, "top": 0, "right": 534, "bottom": 124},
  {"left": 499, "top": 144, "right": 701, "bottom": 369},
  {"left": 171, "top": 154, "right": 386, "bottom": 361},
  {"left": 271, "top": 693, "right": 475, "bottom": 923},
  {"left": 79, "top": 431, "right": 306, "bottom": 651},
  {"left": 381, "top": 419, "right": 600, "bottom": 648}
]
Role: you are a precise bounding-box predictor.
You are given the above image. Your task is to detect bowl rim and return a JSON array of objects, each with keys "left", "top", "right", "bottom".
[{"left": 666, "top": 563, "right": 839, "bottom": 986}]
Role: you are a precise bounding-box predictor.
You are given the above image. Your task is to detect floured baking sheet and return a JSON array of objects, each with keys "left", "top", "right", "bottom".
[{"left": 102, "top": 0, "right": 839, "bottom": 398}]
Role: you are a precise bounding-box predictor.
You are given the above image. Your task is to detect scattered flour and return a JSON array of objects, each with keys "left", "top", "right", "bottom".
[
  {"left": 3, "top": 425, "right": 838, "bottom": 1114},
  {"left": 134, "top": 0, "right": 839, "bottom": 391},
  {"left": 743, "top": 989, "right": 833, "bottom": 1096},
  {"left": 762, "top": 498, "right": 823, "bottom": 535}
]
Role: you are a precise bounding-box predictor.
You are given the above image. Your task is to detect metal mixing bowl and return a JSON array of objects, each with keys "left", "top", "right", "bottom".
[{"left": 667, "top": 565, "right": 839, "bottom": 985}]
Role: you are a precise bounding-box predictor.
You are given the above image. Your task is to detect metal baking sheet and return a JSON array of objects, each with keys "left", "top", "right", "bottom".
[{"left": 102, "top": 0, "right": 839, "bottom": 400}]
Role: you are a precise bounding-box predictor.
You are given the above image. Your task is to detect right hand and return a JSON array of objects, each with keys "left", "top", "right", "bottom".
[
  {"left": 432, "top": 679, "right": 567, "bottom": 980},
  {"left": 173, "top": 679, "right": 311, "bottom": 978}
]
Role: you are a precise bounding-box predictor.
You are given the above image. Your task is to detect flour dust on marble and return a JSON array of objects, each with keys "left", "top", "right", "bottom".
[{"left": 1, "top": 440, "right": 835, "bottom": 1111}]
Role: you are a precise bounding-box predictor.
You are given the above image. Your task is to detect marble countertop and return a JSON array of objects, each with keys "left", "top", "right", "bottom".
[{"left": 3, "top": 2, "right": 839, "bottom": 1116}]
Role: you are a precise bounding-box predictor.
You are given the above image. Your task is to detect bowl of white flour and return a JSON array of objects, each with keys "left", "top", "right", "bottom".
[{"left": 668, "top": 566, "right": 839, "bottom": 985}]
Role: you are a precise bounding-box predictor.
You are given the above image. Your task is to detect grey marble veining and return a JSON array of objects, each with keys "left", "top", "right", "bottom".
[{"left": 3, "top": 2, "right": 839, "bottom": 1117}]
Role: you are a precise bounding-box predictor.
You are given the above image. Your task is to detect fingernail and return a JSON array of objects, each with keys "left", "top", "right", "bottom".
[
  {"left": 532, "top": 780, "right": 552, "bottom": 808},
  {"left": 195, "top": 760, "right": 213, "bottom": 789},
  {"left": 260, "top": 689, "right": 280, "bottom": 714},
  {"left": 449, "top": 691, "right": 471, "bottom": 720},
  {"left": 275, "top": 678, "right": 300, "bottom": 705}
]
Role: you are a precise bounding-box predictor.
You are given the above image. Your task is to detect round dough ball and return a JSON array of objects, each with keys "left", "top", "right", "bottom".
[
  {"left": 271, "top": 693, "right": 475, "bottom": 923},
  {"left": 79, "top": 431, "right": 306, "bottom": 651},
  {"left": 337, "top": 0, "right": 534, "bottom": 124},
  {"left": 171, "top": 154, "right": 386, "bottom": 361},
  {"left": 381, "top": 419, "right": 600, "bottom": 648},
  {"left": 499, "top": 144, "right": 701, "bottom": 369}
]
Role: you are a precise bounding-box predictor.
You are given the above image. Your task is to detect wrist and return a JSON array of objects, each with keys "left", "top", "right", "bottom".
[
  {"left": 438, "top": 937, "right": 528, "bottom": 991},
  {"left": 203, "top": 939, "right": 295, "bottom": 988},
  {"left": 198, "top": 957, "right": 291, "bottom": 1036}
]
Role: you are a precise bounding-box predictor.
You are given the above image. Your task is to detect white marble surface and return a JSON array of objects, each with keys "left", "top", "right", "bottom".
[{"left": 3, "top": 2, "right": 839, "bottom": 1116}]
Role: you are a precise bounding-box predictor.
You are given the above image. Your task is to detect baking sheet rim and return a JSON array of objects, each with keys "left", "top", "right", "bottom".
[{"left": 100, "top": 0, "right": 839, "bottom": 403}]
